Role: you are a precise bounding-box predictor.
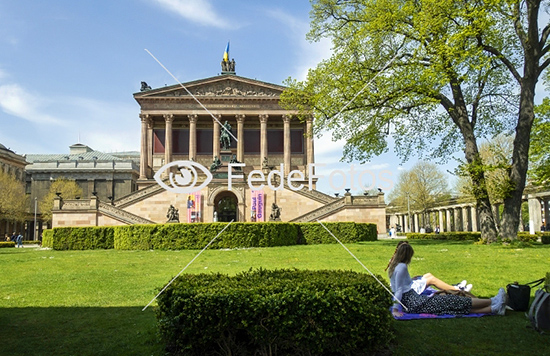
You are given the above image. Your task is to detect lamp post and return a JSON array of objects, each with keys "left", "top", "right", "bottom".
[{"left": 33, "top": 197, "right": 37, "bottom": 241}]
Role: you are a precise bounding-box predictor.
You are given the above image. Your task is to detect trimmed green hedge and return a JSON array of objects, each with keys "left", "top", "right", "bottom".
[
  {"left": 45, "top": 222, "right": 377, "bottom": 250},
  {"left": 42, "top": 226, "right": 114, "bottom": 250},
  {"left": 406, "top": 232, "right": 482, "bottom": 241},
  {"left": 156, "top": 269, "right": 393, "bottom": 355},
  {"left": 541, "top": 233, "right": 550, "bottom": 244},
  {"left": 0, "top": 242, "right": 15, "bottom": 248}
]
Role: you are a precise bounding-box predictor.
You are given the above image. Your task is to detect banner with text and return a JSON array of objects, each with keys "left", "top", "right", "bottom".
[
  {"left": 251, "top": 190, "right": 265, "bottom": 222},
  {"left": 187, "top": 193, "right": 201, "bottom": 223}
]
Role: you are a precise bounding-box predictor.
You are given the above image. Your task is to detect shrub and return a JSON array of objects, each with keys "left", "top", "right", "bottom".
[
  {"left": 48, "top": 226, "right": 114, "bottom": 250},
  {"left": 542, "top": 233, "right": 550, "bottom": 245},
  {"left": 0, "top": 242, "right": 15, "bottom": 248},
  {"left": 42, "top": 229, "right": 53, "bottom": 248},
  {"left": 406, "top": 232, "right": 481, "bottom": 241},
  {"left": 516, "top": 232, "right": 539, "bottom": 243},
  {"left": 299, "top": 222, "right": 377, "bottom": 244},
  {"left": 156, "top": 269, "right": 393, "bottom": 355}
]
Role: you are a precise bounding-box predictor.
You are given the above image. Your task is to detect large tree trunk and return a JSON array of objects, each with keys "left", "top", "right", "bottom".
[
  {"left": 500, "top": 76, "right": 537, "bottom": 240},
  {"left": 499, "top": 1, "right": 540, "bottom": 240}
]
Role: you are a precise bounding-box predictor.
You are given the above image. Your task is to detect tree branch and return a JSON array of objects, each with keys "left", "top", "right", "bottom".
[{"left": 481, "top": 44, "right": 523, "bottom": 84}]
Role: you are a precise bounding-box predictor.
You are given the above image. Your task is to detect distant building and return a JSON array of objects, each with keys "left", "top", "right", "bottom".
[
  {"left": 0, "top": 143, "right": 27, "bottom": 238},
  {"left": 25, "top": 143, "right": 139, "bottom": 232}
]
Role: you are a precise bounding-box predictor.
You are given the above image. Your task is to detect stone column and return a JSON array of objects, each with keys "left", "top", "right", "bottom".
[
  {"left": 283, "top": 115, "right": 291, "bottom": 175},
  {"left": 471, "top": 205, "right": 478, "bottom": 232},
  {"left": 414, "top": 213, "right": 419, "bottom": 233},
  {"left": 139, "top": 113, "right": 150, "bottom": 179},
  {"left": 306, "top": 117, "right": 314, "bottom": 173},
  {"left": 164, "top": 114, "right": 174, "bottom": 176},
  {"left": 438, "top": 210, "right": 444, "bottom": 231},
  {"left": 213, "top": 115, "right": 221, "bottom": 160},
  {"left": 259, "top": 114, "right": 269, "bottom": 166},
  {"left": 462, "top": 206, "right": 470, "bottom": 231},
  {"left": 188, "top": 114, "right": 198, "bottom": 160},
  {"left": 544, "top": 199, "right": 550, "bottom": 230},
  {"left": 454, "top": 208, "right": 462, "bottom": 231},
  {"left": 236, "top": 114, "right": 245, "bottom": 162},
  {"left": 404, "top": 214, "right": 410, "bottom": 232},
  {"left": 528, "top": 197, "right": 542, "bottom": 233},
  {"left": 147, "top": 117, "right": 154, "bottom": 178},
  {"left": 446, "top": 209, "right": 452, "bottom": 232}
]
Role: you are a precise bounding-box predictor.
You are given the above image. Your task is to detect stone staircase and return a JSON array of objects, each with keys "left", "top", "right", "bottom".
[
  {"left": 114, "top": 180, "right": 166, "bottom": 208},
  {"left": 290, "top": 197, "right": 346, "bottom": 222},
  {"left": 98, "top": 201, "right": 155, "bottom": 225}
]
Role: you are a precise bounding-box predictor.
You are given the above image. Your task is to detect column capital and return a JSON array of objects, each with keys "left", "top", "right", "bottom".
[
  {"left": 259, "top": 114, "right": 269, "bottom": 123},
  {"left": 139, "top": 113, "right": 150, "bottom": 122},
  {"left": 282, "top": 114, "right": 291, "bottom": 123},
  {"left": 188, "top": 114, "right": 198, "bottom": 123},
  {"left": 163, "top": 113, "right": 174, "bottom": 122},
  {"left": 235, "top": 114, "right": 246, "bottom": 123}
]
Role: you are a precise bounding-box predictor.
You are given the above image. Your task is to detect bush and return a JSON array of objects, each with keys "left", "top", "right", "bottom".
[
  {"left": 299, "top": 222, "right": 377, "bottom": 244},
  {"left": 46, "top": 222, "right": 379, "bottom": 251},
  {"left": 406, "top": 232, "right": 482, "bottom": 241},
  {"left": 48, "top": 226, "right": 114, "bottom": 250},
  {"left": 542, "top": 233, "right": 550, "bottom": 245},
  {"left": 114, "top": 223, "right": 300, "bottom": 250},
  {"left": 42, "top": 229, "right": 53, "bottom": 248},
  {"left": 0, "top": 242, "right": 15, "bottom": 248},
  {"left": 156, "top": 269, "right": 393, "bottom": 355},
  {"left": 516, "top": 232, "right": 539, "bottom": 243}
]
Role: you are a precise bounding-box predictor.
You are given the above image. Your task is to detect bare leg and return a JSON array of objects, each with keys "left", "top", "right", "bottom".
[
  {"left": 423, "top": 273, "right": 459, "bottom": 290},
  {"left": 471, "top": 298, "right": 492, "bottom": 314}
]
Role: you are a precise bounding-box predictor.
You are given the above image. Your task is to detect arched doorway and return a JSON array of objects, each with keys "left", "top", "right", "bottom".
[{"left": 214, "top": 191, "right": 238, "bottom": 222}]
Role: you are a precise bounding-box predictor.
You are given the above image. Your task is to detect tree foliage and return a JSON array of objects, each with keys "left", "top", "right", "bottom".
[
  {"left": 282, "top": 0, "right": 550, "bottom": 241},
  {"left": 530, "top": 97, "right": 550, "bottom": 186},
  {"left": 387, "top": 161, "right": 450, "bottom": 225},
  {"left": 0, "top": 170, "right": 28, "bottom": 222},
  {"left": 39, "top": 178, "right": 82, "bottom": 223}
]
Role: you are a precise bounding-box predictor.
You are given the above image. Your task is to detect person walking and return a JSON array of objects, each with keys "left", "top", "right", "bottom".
[{"left": 16, "top": 232, "right": 23, "bottom": 248}]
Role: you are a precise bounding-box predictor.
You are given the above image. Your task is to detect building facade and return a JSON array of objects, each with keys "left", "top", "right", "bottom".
[
  {"left": 0, "top": 143, "right": 28, "bottom": 238},
  {"left": 51, "top": 67, "right": 387, "bottom": 233}
]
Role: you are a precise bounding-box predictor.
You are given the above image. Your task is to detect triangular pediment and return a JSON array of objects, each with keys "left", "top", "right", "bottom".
[{"left": 135, "top": 75, "right": 286, "bottom": 99}]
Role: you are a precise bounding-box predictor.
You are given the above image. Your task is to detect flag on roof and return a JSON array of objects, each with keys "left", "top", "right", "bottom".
[{"left": 223, "top": 42, "right": 229, "bottom": 62}]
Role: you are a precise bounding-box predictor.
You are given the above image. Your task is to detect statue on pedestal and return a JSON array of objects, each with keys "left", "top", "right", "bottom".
[
  {"left": 220, "top": 121, "right": 232, "bottom": 150},
  {"left": 269, "top": 203, "right": 281, "bottom": 221},
  {"left": 166, "top": 205, "right": 179, "bottom": 223},
  {"left": 210, "top": 156, "right": 222, "bottom": 172}
]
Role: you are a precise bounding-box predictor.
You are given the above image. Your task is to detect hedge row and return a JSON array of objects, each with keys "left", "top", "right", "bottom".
[
  {"left": 156, "top": 269, "right": 393, "bottom": 355},
  {"left": 0, "top": 242, "right": 15, "bottom": 248},
  {"left": 405, "top": 231, "right": 545, "bottom": 242},
  {"left": 42, "top": 222, "right": 378, "bottom": 250}
]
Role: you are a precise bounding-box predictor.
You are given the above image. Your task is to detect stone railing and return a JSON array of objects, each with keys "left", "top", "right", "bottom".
[
  {"left": 98, "top": 202, "right": 155, "bottom": 225},
  {"left": 285, "top": 182, "right": 336, "bottom": 204},
  {"left": 114, "top": 181, "right": 166, "bottom": 208},
  {"left": 290, "top": 198, "right": 346, "bottom": 222}
]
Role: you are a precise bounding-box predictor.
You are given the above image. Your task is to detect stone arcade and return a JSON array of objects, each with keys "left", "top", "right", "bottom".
[{"left": 51, "top": 61, "right": 387, "bottom": 232}]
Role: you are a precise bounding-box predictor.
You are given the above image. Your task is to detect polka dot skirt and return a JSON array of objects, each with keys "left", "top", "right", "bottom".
[{"left": 401, "top": 290, "right": 472, "bottom": 315}]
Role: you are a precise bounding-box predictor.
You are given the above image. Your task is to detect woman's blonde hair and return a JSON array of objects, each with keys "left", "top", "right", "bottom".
[{"left": 387, "top": 243, "right": 414, "bottom": 278}]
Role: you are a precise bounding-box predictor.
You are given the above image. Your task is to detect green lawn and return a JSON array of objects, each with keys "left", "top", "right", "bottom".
[{"left": 1, "top": 240, "right": 549, "bottom": 355}]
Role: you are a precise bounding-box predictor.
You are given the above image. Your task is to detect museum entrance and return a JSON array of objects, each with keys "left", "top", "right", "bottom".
[{"left": 214, "top": 191, "right": 238, "bottom": 222}]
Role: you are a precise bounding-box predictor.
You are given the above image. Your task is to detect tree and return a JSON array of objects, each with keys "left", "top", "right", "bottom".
[
  {"left": 0, "top": 170, "right": 28, "bottom": 222},
  {"left": 388, "top": 161, "right": 451, "bottom": 228},
  {"left": 529, "top": 97, "right": 550, "bottom": 186},
  {"left": 39, "top": 178, "right": 82, "bottom": 223},
  {"left": 282, "top": 0, "right": 549, "bottom": 241},
  {"left": 455, "top": 134, "right": 515, "bottom": 204}
]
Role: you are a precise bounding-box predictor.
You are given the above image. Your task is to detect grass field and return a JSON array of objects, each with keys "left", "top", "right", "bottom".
[{"left": 1, "top": 240, "right": 549, "bottom": 355}]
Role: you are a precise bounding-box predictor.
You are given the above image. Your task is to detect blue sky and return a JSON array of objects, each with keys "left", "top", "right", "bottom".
[{"left": 0, "top": 0, "right": 457, "bottom": 195}]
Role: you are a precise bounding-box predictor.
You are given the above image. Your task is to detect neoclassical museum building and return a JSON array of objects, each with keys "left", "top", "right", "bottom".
[{"left": 52, "top": 61, "right": 387, "bottom": 233}]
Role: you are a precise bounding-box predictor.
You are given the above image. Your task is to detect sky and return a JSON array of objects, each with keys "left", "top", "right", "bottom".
[{"left": 0, "top": 0, "right": 462, "bottom": 195}]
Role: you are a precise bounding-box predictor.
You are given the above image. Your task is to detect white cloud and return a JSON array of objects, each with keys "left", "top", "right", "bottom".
[
  {"left": 150, "top": 0, "right": 231, "bottom": 29},
  {"left": 0, "top": 84, "right": 65, "bottom": 125}
]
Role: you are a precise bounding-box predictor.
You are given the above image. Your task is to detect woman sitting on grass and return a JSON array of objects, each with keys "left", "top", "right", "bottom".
[
  {"left": 386, "top": 241, "right": 472, "bottom": 294},
  {"left": 388, "top": 242, "right": 507, "bottom": 317}
]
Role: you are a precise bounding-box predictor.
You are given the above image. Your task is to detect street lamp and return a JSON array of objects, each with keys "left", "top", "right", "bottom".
[{"left": 33, "top": 197, "right": 37, "bottom": 241}]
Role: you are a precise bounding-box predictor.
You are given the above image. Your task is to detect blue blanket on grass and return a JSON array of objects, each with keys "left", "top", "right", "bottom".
[{"left": 392, "top": 287, "right": 491, "bottom": 320}]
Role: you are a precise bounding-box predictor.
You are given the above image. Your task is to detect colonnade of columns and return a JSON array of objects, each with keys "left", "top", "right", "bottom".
[
  {"left": 138, "top": 113, "right": 314, "bottom": 179},
  {"left": 393, "top": 204, "right": 480, "bottom": 233}
]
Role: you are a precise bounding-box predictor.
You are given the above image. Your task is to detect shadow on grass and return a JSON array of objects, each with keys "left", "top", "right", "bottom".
[{"left": 0, "top": 306, "right": 164, "bottom": 356}]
